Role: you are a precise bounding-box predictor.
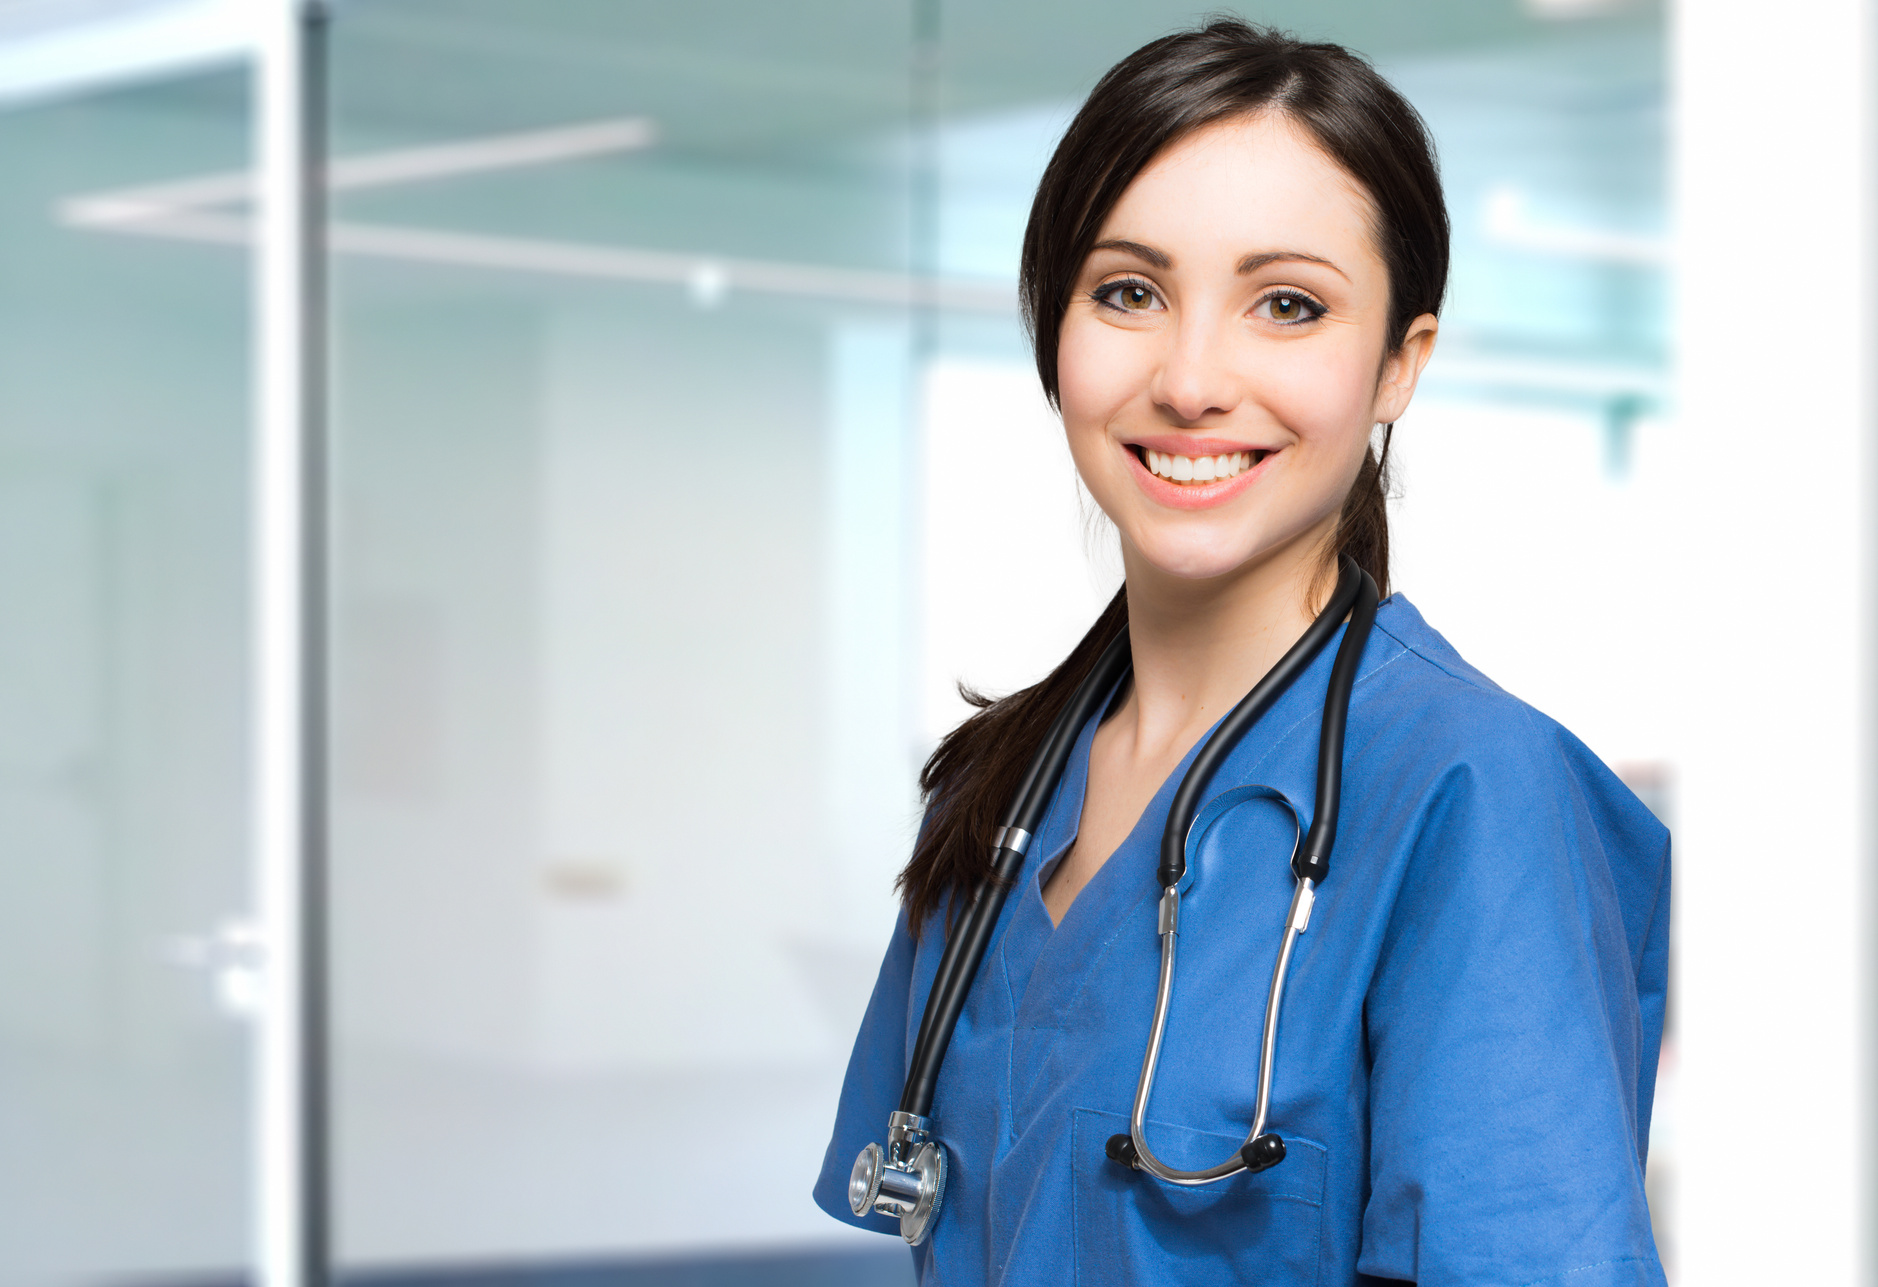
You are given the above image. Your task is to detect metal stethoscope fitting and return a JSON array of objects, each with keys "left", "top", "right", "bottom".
[
  {"left": 851, "top": 559, "right": 1378, "bottom": 1245},
  {"left": 848, "top": 1110, "right": 947, "bottom": 1245},
  {"left": 1103, "top": 805, "right": 1313, "bottom": 1183}
]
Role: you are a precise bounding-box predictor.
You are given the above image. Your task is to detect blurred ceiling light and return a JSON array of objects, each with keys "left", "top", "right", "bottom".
[
  {"left": 1424, "top": 350, "right": 1665, "bottom": 403},
  {"left": 1483, "top": 185, "right": 1667, "bottom": 268},
  {"left": 61, "top": 115, "right": 659, "bottom": 227},
  {"left": 65, "top": 206, "right": 1017, "bottom": 313},
  {"left": 687, "top": 259, "right": 729, "bottom": 309},
  {"left": 329, "top": 116, "right": 659, "bottom": 191},
  {"left": 1523, "top": 0, "right": 1640, "bottom": 18},
  {"left": 0, "top": 0, "right": 248, "bottom": 106},
  {"left": 58, "top": 115, "right": 1017, "bottom": 314}
]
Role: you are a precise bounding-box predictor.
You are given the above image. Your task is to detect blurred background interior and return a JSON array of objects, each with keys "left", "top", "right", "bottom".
[{"left": 0, "top": 0, "right": 1857, "bottom": 1284}]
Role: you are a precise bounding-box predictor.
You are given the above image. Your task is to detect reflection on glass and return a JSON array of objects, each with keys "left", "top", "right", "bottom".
[
  {"left": 326, "top": 2, "right": 919, "bottom": 1280},
  {"left": 0, "top": 2, "right": 1671, "bottom": 1284},
  {"left": 0, "top": 67, "right": 253, "bottom": 1287},
  {"left": 320, "top": 1, "right": 1670, "bottom": 1281}
]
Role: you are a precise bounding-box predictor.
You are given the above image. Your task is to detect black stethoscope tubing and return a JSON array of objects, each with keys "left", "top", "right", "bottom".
[
  {"left": 901, "top": 627, "right": 1133, "bottom": 1116},
  {"left": 899, "top": 556, "right": 1378, "bottom": 1122}
]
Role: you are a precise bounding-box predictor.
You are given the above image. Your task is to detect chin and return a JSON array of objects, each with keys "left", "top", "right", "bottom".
[
  {"left": 1129, "top": 532, "right": 1265, "bottom": 583},
  {"left": 1122, "top": 506, "right": 1339, "bottom": 586}
]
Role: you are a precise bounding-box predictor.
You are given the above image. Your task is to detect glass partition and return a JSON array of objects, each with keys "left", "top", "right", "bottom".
[
  {"left": 0, "top": 4, "right": 1679, "bottom": 1283},
  {"left": 924, "top": 1, "right": 1669, "bottom": 748},
  {"left": 0, "top": 66, "right": 254, "bottom": 1287},
  {"left": 925, "top": 2, "right": 1675, "bottom": 1259},
  {"left": 326, "top": 1, "right": 919, "bottom": 1279},
  {"left": 323, "top": 1, "right": 1671, "bottom": 1280}
]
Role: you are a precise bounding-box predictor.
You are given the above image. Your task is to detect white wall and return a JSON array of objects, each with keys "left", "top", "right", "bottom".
[
  {"left": 918, "top": 357, "right": 1121, "bottom": 746},
  {"left": 531, "top": 304, "right": 845, "bottom": 1072},
  {"left": 1389, "top": 397, "right": 1675, "bottom": 770},
  {"left": 1671, "top": 1, "right": 1873, "bottom": 1281},
  {"left": 916, "top": 369, "right": 1679, "bottom": 777},
  {"left": 330, "top": 298, "right": 910, "bottom": 1264}
]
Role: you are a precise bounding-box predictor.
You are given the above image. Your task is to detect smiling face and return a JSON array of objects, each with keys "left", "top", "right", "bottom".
[{"left": 1058, "top": 112, "right": 1436, "bottom": 592}]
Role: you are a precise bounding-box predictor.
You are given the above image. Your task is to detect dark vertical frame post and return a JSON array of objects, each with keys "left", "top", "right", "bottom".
[
  {"left": 255, "top": 2, "right": 329, "bottom": 1285},
  {"left": 909, "top": 0, "right": 941, "bottom": 358}
]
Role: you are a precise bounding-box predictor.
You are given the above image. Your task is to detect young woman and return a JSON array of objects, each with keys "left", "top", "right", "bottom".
[{"left": 816, "top": 21, "right": 1668, "bottom": 1287}]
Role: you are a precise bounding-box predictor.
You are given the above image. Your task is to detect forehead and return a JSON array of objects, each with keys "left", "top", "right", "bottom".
[{"left": 1098, "top": 113, "right": 1381, "bottom": 273}]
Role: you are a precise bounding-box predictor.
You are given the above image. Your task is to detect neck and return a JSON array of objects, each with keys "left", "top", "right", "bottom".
[{"left": 1116, "top": 534, "right": 1337, "bottom": 761}]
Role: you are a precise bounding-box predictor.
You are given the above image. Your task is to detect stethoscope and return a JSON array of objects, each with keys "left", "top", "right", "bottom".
[{"left": 849, "top": 558, "right": 1379, "bottom": 1244}]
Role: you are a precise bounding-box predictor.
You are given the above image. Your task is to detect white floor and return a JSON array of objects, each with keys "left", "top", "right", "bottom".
[
  {"left": 0, "top": 1038, "right": 894, "bottom": 1286},
  {"left": 336, "top": 1045, "right": 887, "bottom": 1269}
]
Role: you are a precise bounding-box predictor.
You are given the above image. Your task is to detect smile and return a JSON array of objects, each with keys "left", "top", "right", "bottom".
[
  {"left": 1137, "top": 448, "right": 1267, "bottom": 485},
  {"left": 1122, "top": 440, "right": 1273, "bottom": 511}
]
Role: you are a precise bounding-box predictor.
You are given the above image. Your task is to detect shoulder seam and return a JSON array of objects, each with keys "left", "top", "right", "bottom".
[
  {"left": 1372, "top": 614, "right": 1508, "bottom": 698},
  {"left": 1234, "top": 636, "right": 1414, "bottom": 787},
  {"left": 1520, "top": 1255, "right": 1664, "bottom": 1287}
]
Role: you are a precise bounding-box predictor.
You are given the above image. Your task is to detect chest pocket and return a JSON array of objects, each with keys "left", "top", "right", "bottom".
[{"left": 1071, "top": 1108, "right": 1326, "bottom": 1287}]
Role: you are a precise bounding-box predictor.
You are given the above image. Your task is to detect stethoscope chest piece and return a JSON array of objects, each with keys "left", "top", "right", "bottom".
[{"left": 849, "top": 1111, "right": 947, "bottom": 1244}]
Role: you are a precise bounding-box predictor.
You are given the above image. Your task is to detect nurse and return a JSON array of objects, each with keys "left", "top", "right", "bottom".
[{"left": 816, "top": 19, "right": 1668, "bottom": 1287}]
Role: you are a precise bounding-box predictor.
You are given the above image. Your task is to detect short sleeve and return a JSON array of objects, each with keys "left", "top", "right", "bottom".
[
  {"left": 1357, "top": 723, "right": 1669, "bottom": 1287},
  {"left": 813, "top": 910, "right": 919, "bottom": 1236}
]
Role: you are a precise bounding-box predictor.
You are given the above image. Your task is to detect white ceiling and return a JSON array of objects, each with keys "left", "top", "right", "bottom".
[{"left": 0, "top": 0, "right": 247, "bottom": 106}]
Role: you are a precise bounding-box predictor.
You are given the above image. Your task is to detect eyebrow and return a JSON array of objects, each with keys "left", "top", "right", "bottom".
[
  {"left": 1089, "top": 239, "right": 1347, "bottom": 280},
  {"left": 1237, "top": 250, "right": 1346, "bottom": 279},
  {"left": 1090, "top": 238, "right": 1170, "bottom": 268}
]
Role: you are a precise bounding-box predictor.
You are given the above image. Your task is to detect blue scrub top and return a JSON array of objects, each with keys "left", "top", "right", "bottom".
[{"left": 815, "top": 596, "right": 1670, "bottom": 1287}]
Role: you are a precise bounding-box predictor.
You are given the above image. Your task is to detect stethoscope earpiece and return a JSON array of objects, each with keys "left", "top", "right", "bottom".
[
  {"left": 1240, "top": 1132, "right": 1287, "bottom": 1173},
  {"left": 1107, "top": 1129, "right": 1285, "bottom": 1175}
]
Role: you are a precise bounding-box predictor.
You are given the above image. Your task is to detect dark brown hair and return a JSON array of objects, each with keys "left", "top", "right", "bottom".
[{"left": 897, "top": 19, "right": 1449, "bottom": 933}]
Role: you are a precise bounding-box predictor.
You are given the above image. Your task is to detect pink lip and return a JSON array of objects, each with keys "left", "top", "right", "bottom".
[
  {"left": 1123, "top": 441, "right": 1274, "bottom": 511},
  {"left": 1125, "top": 434, "right": 1274, "bottom": 456}
]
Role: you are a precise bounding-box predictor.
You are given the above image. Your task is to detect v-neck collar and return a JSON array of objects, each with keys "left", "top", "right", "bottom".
[
  {"left": 992, "top": 601, "right": 1398, "bottom": 1029},
  {"left": 993, "top": 686, "right": 1105, "bottom": 1012},
  {"left": 995, "top": 684, "right": 1219, "bottom": 1022}
]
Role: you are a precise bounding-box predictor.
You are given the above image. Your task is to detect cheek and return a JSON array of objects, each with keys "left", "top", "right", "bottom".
[
  {"left": 1257, "top": 342, "right": 1380, "bottom": 444},
  {"left": 1057, "top": 315, "right": 1148, "bottom": 441},
  {"left": 1246, "top": 345, "right": 1381, "bottom": 535}
]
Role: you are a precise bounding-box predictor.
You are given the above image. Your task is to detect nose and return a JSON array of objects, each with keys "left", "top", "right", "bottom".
[{"left": 1150, "top": 314, "right": 1241, "bottom": 424}]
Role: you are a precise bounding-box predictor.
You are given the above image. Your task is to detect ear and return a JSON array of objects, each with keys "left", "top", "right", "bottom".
[{"left": 1372, "top": 313, "right": 1439, "bottom": 425}]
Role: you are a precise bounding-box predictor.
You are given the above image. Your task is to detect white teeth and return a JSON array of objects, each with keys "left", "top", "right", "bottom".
[{"left": 1144, "top": 448, "right": 1262, "bottom": 482}]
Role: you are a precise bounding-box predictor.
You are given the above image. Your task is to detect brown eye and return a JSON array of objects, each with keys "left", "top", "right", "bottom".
[
  {"left": 1257, "top": 291, "right": 1321, "bottom": 324},
  {"left": 1094, "top": 279, "right": 1164, "bottom": 313}
]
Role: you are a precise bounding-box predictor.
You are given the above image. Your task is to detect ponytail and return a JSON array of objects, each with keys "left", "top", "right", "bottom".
[
  {"left": 897, "top": 589, "right": 1128, "bottom": 936},
  {"left": 1332, "top": 423, "right": 1394, "bottom": 600}
]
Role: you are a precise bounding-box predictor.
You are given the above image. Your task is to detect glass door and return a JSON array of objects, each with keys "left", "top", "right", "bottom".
[
  {"left": 0, "top": 60, "right": 256, "bottom": 1287},
  {"left": 0, "top": 3, "right": 1673, "bottom": 1285},
  {"left": 320, "top": 0, "right": 1671, "bottom": 1280},
  {"left": 326, "top": 1, "right": 922, "bottom": 1280}
]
